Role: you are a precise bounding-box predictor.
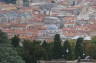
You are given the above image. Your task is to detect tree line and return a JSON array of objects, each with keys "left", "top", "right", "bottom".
[
  {"left": 11, "top": 34, "right": 96, "bottom": 63},
  {"left": 0, "top": 30, "right": 96, "bottom": 63}
]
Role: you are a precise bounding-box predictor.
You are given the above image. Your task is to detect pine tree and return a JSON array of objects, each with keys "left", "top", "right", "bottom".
[
  {"left": 42, "top": 40, "right": 48, "bottom": 49},
  {"left": 11, "top": 35, "right": 20, "bottom": 47},
  {"left": 0, "top": 30, "right": 25, "bottom": 63},
  {"left": 62, "top": 40, "right": 72, "bottom": 60},
  {"left": 53, "top": 34, "right": 62, "bottom": 59},
  {"left": 75, "top": 38, "right": 85, "bottom": 59}
]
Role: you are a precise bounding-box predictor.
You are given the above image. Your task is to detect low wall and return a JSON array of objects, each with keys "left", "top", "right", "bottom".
[{"left": 37, "top": 60, "right": 96, "bottom": 63}]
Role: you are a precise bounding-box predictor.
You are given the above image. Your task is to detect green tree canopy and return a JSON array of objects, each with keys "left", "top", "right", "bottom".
[
  {"left": 11, "top": 35, "right": 20, "bottom": 47},
  {"left": 62, "top": 40, "right": 72, "bottom": 60},
  {"left": 0, "top": 30, "right": 25, "bottom": 63},
  {"left": 75, "top": 38, "right": 85, "bottom": 59},
  {"left": 23, "top": 40, "right": 48, "bottom": 63},
  {"left": 42, "top": 40, "right": 48, "bottom": 49},
  {"left": 53, "top": 34, "right": 62, "bottom": 59}
]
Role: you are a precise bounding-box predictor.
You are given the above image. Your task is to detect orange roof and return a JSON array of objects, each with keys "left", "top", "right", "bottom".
[
  {"left": 11, "top": 24, "right": 27, "bottom": 27},
  {"left": 64, "top": 22, "right": 75, "bottom": 24},
  {"left": 64, "top": 16, "right": 76, "bottom": 21}
]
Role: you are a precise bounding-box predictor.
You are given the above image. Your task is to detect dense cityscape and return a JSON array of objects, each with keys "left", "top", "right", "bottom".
[
  {"left": 0, "top": 0, "right": 96, "bottom": 63},
  {"left": 0, "top": 0, "right": 95, "bottom": 41}
]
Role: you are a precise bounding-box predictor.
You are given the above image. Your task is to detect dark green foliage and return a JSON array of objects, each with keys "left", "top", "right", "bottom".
[
  {"left": 43, "top": 42, "right": 54, "bottom": 60},
  {"left": 0, "top": 30, "right": 10, "bottom": 43},
  {"left": 41, "top": 40, "right": 54, "bottom": 60},
  {"left": 84, "top": 41, "right": 96, "bottom": 59},
  {"left": 8, "top": 33, "right": 96, "bottom": 62},
  {"left": 0, "top": 30, "right": 25, "bottom": 63},
  {"left": 42, "top": 40, "right": 48, "bottom": 49},
  {"left": 75, "top": 38, "right": 85, "bottom": 59},
  {"left": 22, "top": 40, "right": 48, "bottom": 63},
  {"left": 11, "top": 35, "right": 20, "bottom": 47},
  {"left": 0, "top": 47, "right": 25, "bottom": 63},
  {"left": 16, "top": 47, "right": 25, "bottom": 60},
  {"left": 62, "top": 40, "right": 72, "bottom": 60},
  {"left": 92, "top": 36, "right": 96, "bottom": 44},
  {"left": 53, "top": 34, "right": 62, "bottom": 59}
]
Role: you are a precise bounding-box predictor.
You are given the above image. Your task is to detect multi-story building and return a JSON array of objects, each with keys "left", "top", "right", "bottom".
[
  {"left": 0, "top": 0, "right": 96, "bottom": 41},
  {"left": 16, "top": 0, "right": 23, "bottom": 7}
]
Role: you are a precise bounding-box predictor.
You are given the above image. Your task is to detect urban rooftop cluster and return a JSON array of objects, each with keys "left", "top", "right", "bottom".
[{"left": 0, "top": 0, "right": 96, "bottom": 41}]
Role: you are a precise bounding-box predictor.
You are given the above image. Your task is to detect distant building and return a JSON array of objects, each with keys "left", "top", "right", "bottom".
[
  {"left": 16, "top": 0, "right": 23, "bottom": 7},
  {"left": 16, "top": 0, "right": 50, "bottom": 7},
  {"left": 44, "top": 16, "right": 61, "bottom": 28},
  {"left": 30, "top": 0, "right": 48, "bottom": 3},
  {"left": 23, "top": 0, "right": 30, "bottom": 7},
  {"left": 37, "top": 24, "right": 65, "bottom": 41}
]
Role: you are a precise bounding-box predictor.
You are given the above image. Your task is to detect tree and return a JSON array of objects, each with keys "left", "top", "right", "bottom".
[
  {"left": 42, "top": 40, "right": 48, "bottom": 49},
  {"left": 62, "top": 40, "right": 72, "bottom": 60},
  {"left": 75, "top": 38, "right": 85, "bottom": 59},
  {"left": 41, "top": 40, "right": 53, "bottom": 60},
  {"left": 11, "top": 35, "right": 20, "bottom": 47},
  {"left": 0, "top": 30, "right": 9, "bottom": 43},
  {"left": 0, "top": 30, "right": 25, "bottom": 63},
  {"left": 23, "top": 40, "right": 48, "bottom": 63},
  {"left": 52, "top": 34, "right": 62, "bottom": 59},
  {"left": 92, "top": 36, "right": 96, "bottom": 44},
  {"left": 84, "top": 41, "right": 96, "bottom": 59}
]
